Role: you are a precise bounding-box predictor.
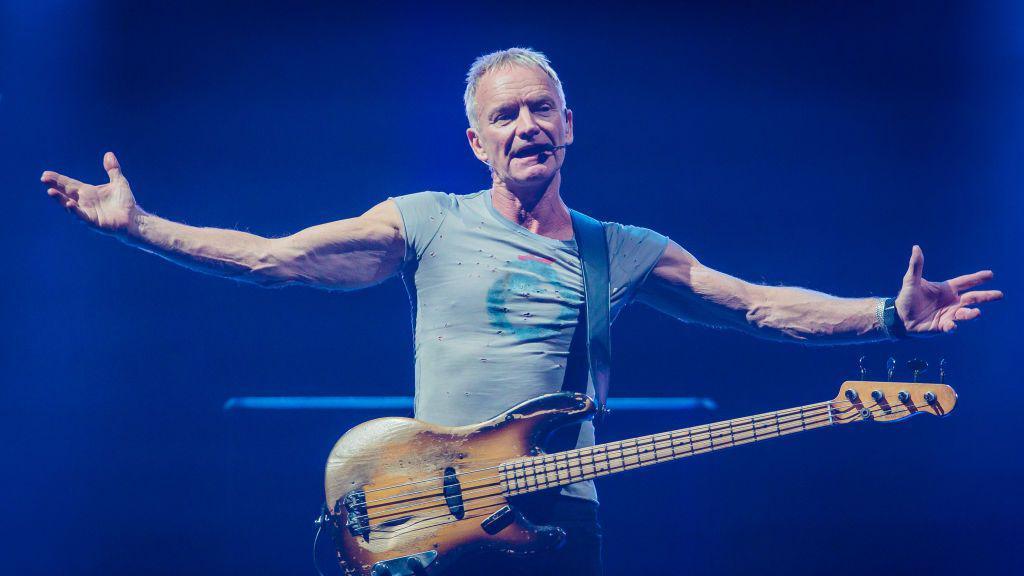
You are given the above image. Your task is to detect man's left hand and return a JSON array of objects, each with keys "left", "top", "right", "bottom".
[{"left": 895, "top": 245, "right": 1003, "bottom": 334}]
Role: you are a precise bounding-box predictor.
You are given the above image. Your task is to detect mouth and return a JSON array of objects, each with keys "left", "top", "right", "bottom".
[{"left": 511, "top": 143, "right": 553, "bottom": 158}]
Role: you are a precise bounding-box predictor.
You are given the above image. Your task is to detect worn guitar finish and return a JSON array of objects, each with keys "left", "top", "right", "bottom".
[
  {"left": 324, "top": 381, "right": 957, "bottom": 575},
  {"left": 325, "top": 392, "right": 595, "bottom": 576}
]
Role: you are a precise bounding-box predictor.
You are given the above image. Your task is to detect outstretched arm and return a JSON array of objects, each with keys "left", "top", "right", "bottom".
[
  {"left": 41, "top": 152, "right": 405, "bottom": 290},
  {"left": 637, "top": 241, "right": 1002, "bottom": 344}
]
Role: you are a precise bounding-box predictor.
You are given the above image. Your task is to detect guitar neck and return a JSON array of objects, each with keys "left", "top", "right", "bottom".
[{"left": 502, "top": 400, "right": 836, "bottom": 496}]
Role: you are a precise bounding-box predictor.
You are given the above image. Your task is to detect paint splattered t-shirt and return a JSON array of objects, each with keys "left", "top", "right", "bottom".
[{"left": 391, "top": 190, "right": 669, "bottom": 502}]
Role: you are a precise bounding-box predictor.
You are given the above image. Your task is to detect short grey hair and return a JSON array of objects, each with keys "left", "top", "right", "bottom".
[{"left": 464, "top": 47, "right": 567, "bottom": 129}]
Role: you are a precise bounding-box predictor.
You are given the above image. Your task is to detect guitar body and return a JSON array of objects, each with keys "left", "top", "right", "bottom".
[{"left": 324, "top": 392, "right": 596, "bottom": 576}]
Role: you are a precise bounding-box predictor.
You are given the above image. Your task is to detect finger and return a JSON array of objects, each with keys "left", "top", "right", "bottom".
[
  {"left": 62, "top": 198, "right": 84, "bottom": 217},
  {"left": 941, "top": 319, "right": 957, "bottom": 333},
  {"left": 903, "top": 245, "right": 924, "bottom": 285},
  {"left": 948, "top": 270, "right": 994, "bottom": 291},
  {"left": 953, "top": 307, "right": 981, "bottom": 322},
  {"left": 959, "top": 290, "right": 1003, "bottom": 306},
  {"left": 103, "top": 151, "right": 123, "bottom": 181},
  {"left": 46, "top": 187, "right": 72, "bottom": 203},
  {"left": 40, "top": 170, "right": 84, "bottom": 193}
]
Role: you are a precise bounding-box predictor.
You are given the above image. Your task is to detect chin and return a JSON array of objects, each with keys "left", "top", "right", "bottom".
[{"left": 510, "top": 165, "right": 554, "bottom": 184}]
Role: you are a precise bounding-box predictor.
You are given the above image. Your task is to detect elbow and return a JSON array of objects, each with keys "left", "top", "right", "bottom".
[{"left": 246, "top": 238, "right": 298, "bottom": 288}]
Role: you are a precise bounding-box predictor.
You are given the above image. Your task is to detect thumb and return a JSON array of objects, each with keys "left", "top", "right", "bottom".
[
  {"left": 104, "top": 151, "right": 123, "bottom": 181},
  {"left": 903, "top": 245, "right": 924, "bottom": 285}
]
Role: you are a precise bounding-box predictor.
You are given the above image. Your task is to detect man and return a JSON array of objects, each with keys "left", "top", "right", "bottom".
[{"left": 40, "top": 48, "right": 1001, "bottom": 575}]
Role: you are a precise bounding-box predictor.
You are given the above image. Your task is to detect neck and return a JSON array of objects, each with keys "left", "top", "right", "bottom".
[
  {"left": 490, "top": 172, "right": 573, "bottom": 241},
  {"left": 501, "top": 400, "right": 838, "bottom": 496}
]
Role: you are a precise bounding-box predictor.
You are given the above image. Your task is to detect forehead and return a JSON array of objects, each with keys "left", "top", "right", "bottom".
[{"left": 475, "top": 65, "right": 561, "bottom": 110}]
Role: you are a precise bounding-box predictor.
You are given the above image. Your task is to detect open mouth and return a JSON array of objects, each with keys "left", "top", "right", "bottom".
[{"left": 512, "top": 143, "right": 552, "bottom": 158}]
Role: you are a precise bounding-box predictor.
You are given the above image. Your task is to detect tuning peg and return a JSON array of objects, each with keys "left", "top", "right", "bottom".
[
  {"left": 906, "top": 359, "right": 929, "bottom": 383},
  {"left": 939, "top": 358, "right": 947, "bottom": 384},
  {"left": 858, "top": 355, "right": 868, "bottom": 380},
  {"left": 886, "top": 357, "right": 896, "bottom": 382}
]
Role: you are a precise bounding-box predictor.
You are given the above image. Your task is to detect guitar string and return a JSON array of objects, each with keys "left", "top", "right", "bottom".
[
  {"left": 353, "top": 398, "right": 927, "bottom": 523},
  {"left": 361, "top": 407, "right": 877, "bottom": 536},
  {"left": 356, "top": 405, "right": 833, "bottom": 522},
  {"left": 362, "top": 410, "right": 841, "bottom": 531},
  {"left": 358, "top": 400, "right": 930, "bottom": 531},
  {"left": 354, "top": 400, "right": 836, "bottom": 498},
  {"left": 354, "top": 403, "right": 834, "bottom": 519},
  {"left": 356, "top": 397, "right": 868, "bottom": 504},
  {"left": 352, "top": 395, "right": 914, "bottom": 515},
  {"left": 362, "top": 399, "right": 934, "bottom": 537}
]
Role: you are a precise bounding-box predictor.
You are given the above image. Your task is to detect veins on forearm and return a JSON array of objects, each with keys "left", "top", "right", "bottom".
[
  {"left": 123, "top": 210, "right": 275, "bottom": 283},
  {"left": 739, "top": 284, "right": 883, "bottom": 344}
]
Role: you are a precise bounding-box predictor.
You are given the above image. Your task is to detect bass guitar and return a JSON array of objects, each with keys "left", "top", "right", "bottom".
[{"left": 323, "top": 380, "right": 956, "bottom": 575}]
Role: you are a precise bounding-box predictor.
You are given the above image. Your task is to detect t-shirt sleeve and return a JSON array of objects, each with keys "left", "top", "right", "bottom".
[
  {"left": 390, "top": 191, "right": 451, "bottom": 262},
  {"left": 604, "top": 222, "right": 669, "bottom": 319}
]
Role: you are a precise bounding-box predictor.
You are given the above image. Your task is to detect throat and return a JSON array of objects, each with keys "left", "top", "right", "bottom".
[{"left": 490, "top": 187, "right": 573, "bottom": 241}]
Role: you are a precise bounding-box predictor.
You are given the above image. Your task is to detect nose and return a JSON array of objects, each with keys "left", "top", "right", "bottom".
[{"left": 515, "top": 108, "right": 541, "bottom": 140}]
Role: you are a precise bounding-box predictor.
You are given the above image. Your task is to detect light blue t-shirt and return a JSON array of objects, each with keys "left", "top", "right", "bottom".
[{"left": 391, "top": 190, "right": 668, "bottom": 502}]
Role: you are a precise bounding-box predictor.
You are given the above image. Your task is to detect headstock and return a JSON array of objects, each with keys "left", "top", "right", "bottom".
[{"left": 830, "top": 381, "right": 958, "bottom": 424}]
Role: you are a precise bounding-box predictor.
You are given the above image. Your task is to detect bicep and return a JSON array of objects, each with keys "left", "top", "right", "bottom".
[
  {"left": 637, "top": 240, "right": 762, "bottom": 330},
  {"left": 264, "top": 200, "right": 406, "bottom": 290}
]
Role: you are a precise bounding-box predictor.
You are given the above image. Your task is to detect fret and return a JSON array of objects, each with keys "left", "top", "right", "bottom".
[
  {"left": 610, "top": 441, "right": 626, "bottom": 474},
  {"left": 511, "top": 461, "right": 522, "bottom": 495},
  {"left": 501, "top": 402, "right": 828, "bottom": 492},
  {"left": 592, "top": 444, "right": 608, "bottom": 475},
  {"left": 501, "top": 464, "right": 511, "bottom": 494}
]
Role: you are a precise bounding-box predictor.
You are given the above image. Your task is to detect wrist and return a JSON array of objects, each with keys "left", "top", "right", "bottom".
[
  {"left": 875, "top": 297, "right": 908, "bottom": 340},
  {"left": 124, "top": 206, "right": 150, "bottom": 242}
]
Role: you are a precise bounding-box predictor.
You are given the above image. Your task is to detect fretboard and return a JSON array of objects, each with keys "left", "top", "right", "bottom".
[{"left": 500, "top": 401, "right": 835, "bottom": 496}]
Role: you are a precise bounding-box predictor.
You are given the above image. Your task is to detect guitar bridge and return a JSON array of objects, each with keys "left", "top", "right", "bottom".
[{"left": 339, "top": 490, "right": 370, "bottom": 541}]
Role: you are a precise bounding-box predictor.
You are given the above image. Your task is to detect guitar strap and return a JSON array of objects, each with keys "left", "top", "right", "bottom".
[{"left": 561, "top": 209, "right": 611, "bottom": 420}]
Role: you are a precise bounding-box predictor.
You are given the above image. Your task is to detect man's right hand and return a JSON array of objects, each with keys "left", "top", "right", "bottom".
[{"left": 41, "top": 151, "right": 139, "bottom": 235}]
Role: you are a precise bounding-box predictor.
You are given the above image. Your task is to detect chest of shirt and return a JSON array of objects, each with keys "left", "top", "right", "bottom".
[{"left": 407, "top": 211, "right": 585, "bottom": 343}]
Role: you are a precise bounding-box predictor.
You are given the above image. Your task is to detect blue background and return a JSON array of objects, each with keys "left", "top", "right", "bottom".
[{"left": 2, "top": 1, "right": 1020, "bottom": 574}]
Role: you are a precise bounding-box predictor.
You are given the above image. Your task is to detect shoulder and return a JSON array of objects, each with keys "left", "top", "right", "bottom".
[
  {"left": 389, "top": 191, "right": 485, "bottom": 260},
  {"left": 598, "top": 219, "right": 670, "bottom": 262},
  {"left": 390, "top": 190, "right": 455, "bottom": 213}
]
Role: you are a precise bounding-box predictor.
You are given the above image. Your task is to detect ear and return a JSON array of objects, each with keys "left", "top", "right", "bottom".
[
  {"left": 466, "top": 127, "right": 490, "bottom": 165},
  {"left": 564, "top": 108, "right": 574, "bottom": 146}
]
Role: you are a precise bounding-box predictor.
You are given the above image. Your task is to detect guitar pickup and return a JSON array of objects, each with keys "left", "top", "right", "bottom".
[
  {"left": 481, "top": 505, "right": 515, "bottom": 535},
  {"left": 341, "top": 490, "right": 370, "bottom": 541}
]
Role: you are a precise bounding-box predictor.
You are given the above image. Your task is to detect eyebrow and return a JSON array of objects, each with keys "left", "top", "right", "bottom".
[{"left": 488, "top": 96, "right": 557, "bottom": 118}]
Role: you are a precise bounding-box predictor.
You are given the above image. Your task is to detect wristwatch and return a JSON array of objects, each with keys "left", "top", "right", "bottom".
[{"left": 877, "top": 297, "right": 908, "bottom": 339}]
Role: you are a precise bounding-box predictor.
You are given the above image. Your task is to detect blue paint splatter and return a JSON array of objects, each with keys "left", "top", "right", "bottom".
[{"left": 486, "top": 258, "right": 579, "bottom": 341}]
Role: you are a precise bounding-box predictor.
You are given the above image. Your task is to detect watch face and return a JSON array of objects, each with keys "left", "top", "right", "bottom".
[{"left": 884, "top": 303, "right": 896, "bottom": 323}]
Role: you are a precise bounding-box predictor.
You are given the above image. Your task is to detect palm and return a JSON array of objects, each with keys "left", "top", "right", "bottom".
[
  {"left": 41, "top": 152, "right": 138, "bottom": 233},
  {"left": 895, "top": 245, "right": 1002, "bottom": 334}
]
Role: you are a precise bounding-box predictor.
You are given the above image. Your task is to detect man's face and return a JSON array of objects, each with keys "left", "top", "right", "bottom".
[{"left": 467, "top": 65, "right": 574, "bottom": 189}]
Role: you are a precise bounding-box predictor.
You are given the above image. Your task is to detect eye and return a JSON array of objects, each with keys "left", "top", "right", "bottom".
[
  {"left": 532, "top": 102, "right": 556, "bottom": 117},
  {"left": 494, "top": 113, "right": 513, "bottom": 124}
]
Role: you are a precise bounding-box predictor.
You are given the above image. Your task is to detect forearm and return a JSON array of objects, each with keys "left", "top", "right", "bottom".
[
  {"left": 119, "top": 208, "right": 286, "bottom": 285},
  {"left": 640, "top": 245, "right": 888, "bottom": 345},
  {"left": 743, "top": 283, "right": 886, "bottom": 344}
]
